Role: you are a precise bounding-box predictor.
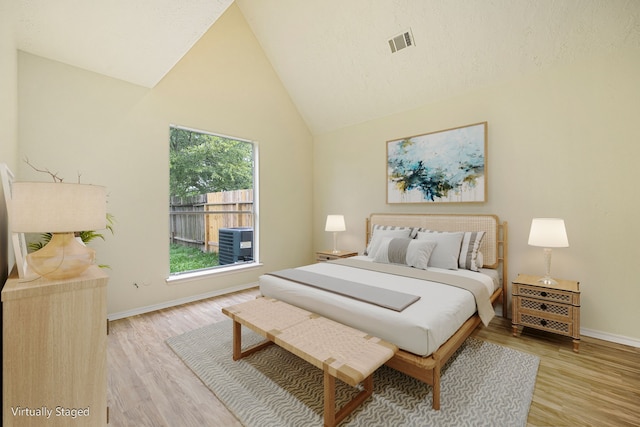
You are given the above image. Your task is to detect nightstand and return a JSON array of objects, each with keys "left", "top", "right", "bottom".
[
  {"left": 315, "top": 250, "right": 358, "bottom": 262},
  {"left": 512, "top": 273, "right": 581, "bottom": 352}
]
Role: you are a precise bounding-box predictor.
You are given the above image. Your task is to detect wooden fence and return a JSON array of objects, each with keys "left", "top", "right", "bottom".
[{"left": 170, "top": 189, "right": 253, "bottom": 253}]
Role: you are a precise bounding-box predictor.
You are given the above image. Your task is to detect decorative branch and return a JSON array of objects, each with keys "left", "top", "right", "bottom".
[{"left": 24, "top": 157, "right": 65, "bottom": 182}]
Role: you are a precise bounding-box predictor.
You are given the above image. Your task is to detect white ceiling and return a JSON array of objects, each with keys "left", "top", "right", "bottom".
[
  {"left": 15, "top": 0, "right": 234, "bottom": 88},
  {"left": 14, "top": 0, "right": 640, "bottom": 135}
]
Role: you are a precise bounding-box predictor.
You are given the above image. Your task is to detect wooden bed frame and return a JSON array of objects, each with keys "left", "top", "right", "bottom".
[{"left": 365, "top": 213, "right": 508, "bottom": 410}]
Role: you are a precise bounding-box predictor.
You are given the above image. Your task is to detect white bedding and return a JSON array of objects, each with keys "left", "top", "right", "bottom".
[{"left": 259, "top": 256, "right": 499, "bottom": 356}]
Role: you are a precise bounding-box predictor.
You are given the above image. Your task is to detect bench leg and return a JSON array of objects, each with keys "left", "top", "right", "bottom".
[
  {"left": 323, "top": 372, "right": 373, "bottom": 427},
  {"left": 231, "top": 320, "right": 273, "bottom": 361}
]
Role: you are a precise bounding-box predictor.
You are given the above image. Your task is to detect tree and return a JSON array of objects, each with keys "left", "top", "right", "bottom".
[{"left": 169, "top": 127, "right": 253, "bottom": 198}]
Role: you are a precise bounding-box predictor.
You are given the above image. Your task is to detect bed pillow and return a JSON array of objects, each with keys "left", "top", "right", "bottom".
[
  {"left": 459, "top": 231, "right": 485, "bottom": 271},
  {"left": 365, "top": 226, "right": 412, "bottom": 257},
  {"left": 373, "top": 237, "right": 437, "bottom": 269},
  {"left": 369, "top": 224, "right": 416, "bottom": 238},
  {"left": 415, "top": 231, "right": 464, "bottom": 270},
  {"left": 476, "top": 251, "right": 484, "bottom": 269}
]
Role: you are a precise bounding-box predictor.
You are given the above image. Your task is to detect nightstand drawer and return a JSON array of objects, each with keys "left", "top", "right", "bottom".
[
  {"left": 315, "top": 251, "right": 358, "bottom": 262},
  {"left": 316, "top": 253, "right": 337, "bottom": 262},
  {"left": 514, "top": 284, "right": 579, "bottom": 305},
  {"left": 515, "top": 313, "right": 575, "bottom": 337},
  {"left": 516, "top": 297, "right": 573, "bottom": 320}
]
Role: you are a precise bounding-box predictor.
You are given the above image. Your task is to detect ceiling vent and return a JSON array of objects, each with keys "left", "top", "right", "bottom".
[{"left": 388, "top": 29, "right": 414, "bottom": 53}]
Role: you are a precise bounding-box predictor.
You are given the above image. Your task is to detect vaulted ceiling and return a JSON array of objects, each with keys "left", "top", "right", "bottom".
[{"left": 14, "top": 0, "right": 640, "bottom": 134}]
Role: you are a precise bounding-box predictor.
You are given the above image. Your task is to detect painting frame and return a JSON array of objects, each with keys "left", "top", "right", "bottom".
[{"left": 386, "top": 122, "right": 487, "bottom": 204}]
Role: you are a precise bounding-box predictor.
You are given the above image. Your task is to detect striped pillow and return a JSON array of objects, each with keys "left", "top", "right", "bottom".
[
  {"left": 459, "top": 231, "right": 485, "bottom": 271},
  {"left": 373, "top": 237, "right": 437, "bottom": 270}
]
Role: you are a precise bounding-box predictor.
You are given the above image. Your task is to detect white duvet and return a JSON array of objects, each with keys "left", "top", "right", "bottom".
[{"left": 259, "top": 256, "right": 498, "bottom": 357}]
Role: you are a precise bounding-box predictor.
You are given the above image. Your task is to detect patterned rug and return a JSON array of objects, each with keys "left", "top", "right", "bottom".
[{"left": 167, "top": 319, "right": 539, "bottom": 427}]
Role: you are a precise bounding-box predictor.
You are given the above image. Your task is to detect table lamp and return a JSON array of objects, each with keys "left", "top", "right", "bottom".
[
  {"left": 528, "top": 218, "right": 569, "bottom": 285},
  {"left": 325, "top": 214, "right": 346, "bottom": 254},
  {"left": 11, "top": 182, "right": 107, "bottom": 280}
]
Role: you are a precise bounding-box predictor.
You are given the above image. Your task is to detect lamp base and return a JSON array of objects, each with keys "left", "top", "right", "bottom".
[
  {"left": 26, "top": 233, "right": 96, "bottom": 280},
  {"left": 332, "top": 232, "right": 340, "bottom": 254},
  {"left": 537, "top": 276, "right": 558, "bottom": 286},
  {"left": 539, "top": 248, "right": 558, "bottom": 286}
]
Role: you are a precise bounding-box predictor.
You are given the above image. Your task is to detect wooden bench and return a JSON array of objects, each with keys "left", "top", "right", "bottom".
[{"left": 222, "top": 297, "right": 398, "bottom": 427}]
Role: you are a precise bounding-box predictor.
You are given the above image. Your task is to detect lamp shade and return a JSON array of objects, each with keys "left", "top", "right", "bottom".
[
  {"left": 528, "top": 218, "right": 569, "bottom": 248},
  {"left": 325, "top": 214, "right": 346, "bottom": 232},
  {"left": 11, "top": 182, "right": 107, "bottom": 233}
]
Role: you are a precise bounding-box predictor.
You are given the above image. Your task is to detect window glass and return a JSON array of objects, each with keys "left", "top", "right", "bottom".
[{"left": 169, "top": 126, "right": 256, "bottom": 275}]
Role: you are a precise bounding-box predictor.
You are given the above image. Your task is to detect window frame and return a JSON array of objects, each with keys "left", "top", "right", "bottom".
[{"left": 166, "top": 125, "right": 259, "bottom": 283}]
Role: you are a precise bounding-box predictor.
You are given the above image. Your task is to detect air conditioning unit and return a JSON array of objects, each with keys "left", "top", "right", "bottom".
[{"left": 219, "top": 227, "right": 253, "bottom": 265}]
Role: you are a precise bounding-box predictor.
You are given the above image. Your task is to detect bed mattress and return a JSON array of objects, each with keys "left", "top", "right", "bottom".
[{"left": 259, "top": 256, "right": 498, "bottom": 356}]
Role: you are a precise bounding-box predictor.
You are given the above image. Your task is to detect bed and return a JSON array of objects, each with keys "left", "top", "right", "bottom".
[{"left": 259, "top": 213, "right": 508, "bottom": 409}]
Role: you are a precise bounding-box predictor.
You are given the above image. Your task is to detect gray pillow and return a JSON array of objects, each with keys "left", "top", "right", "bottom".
[
  {"left": 366, "top": 227, "right": 412, "bottom": 257},
  {"left": 416, "top": 231, "right": 464, "bottom": 270},
  {"left": 373, "top": 237, "right": 437, "bottom": 269}
]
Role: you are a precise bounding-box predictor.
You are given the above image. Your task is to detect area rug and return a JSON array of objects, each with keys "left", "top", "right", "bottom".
[{"left": 167, "top": 320, "right": 539, "bottom": 427}]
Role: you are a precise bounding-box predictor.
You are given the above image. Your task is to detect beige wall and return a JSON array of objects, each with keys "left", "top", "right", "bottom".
[
  {"left": 0, "top": 0, "right": 18, "bottom": 169},
  {"left": 0, "top": 0, "right": 17, "bottom": 167},
  {"left": 314, "top": 48, "right": 640, "bottom": 342},
  {"left": 0, "top": 0, "right": 18, "bottom": 283},
  {"left": 17, "top": 4, "right": 314, "bottom": 315}
]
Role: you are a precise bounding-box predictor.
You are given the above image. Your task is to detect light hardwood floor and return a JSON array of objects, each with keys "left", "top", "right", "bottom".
[{"left": 108, "top": 288, "right": 640, "bottom": 426}]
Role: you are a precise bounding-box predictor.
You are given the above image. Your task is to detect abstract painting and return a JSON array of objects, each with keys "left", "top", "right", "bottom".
[{"left": 387, "top": 122, "right": 487, "bottom": 203}]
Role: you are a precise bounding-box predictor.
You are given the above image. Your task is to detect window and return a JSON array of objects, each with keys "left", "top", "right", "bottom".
[{"left": 169, "top": 126, "right": 257, "bottom": 276}]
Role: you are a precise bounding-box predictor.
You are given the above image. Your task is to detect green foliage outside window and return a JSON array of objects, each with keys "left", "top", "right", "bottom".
[{"left": 169, "top": 127, "right": 253, "bottom": 198}]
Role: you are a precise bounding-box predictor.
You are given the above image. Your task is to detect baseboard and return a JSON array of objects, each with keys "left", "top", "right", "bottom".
[
  {"left": 581, "top": 328, "right": 640, "bottom": 349},
  {"left": 107, "top": 282, "right": 258, "bottom": 321}
]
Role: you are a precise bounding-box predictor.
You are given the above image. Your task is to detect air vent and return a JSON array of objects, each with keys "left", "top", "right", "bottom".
[{"left": 388, "top": 29, "right": 414, "bottom": 53}]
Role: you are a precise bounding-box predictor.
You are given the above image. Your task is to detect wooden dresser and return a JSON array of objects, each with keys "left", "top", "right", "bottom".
[{"left": 2, "top": 266, "right": 109, "bottom": 426}]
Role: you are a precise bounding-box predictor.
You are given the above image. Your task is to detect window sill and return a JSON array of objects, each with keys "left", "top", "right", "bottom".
[{"left": 165, "top": 262, "right": 263, "bottom": 285}]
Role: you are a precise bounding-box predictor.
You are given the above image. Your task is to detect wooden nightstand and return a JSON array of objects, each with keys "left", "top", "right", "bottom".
[
  {"left": 315, "top": 250, "right": 358, "bottom": 262},
  {"left": 512, "top": 273, "right": 581, "bottom": 352}
]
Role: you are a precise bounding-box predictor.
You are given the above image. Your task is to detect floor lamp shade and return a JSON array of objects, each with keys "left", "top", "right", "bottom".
[{"left": 11, "top": 182, "right": 107, "bottom": 280}]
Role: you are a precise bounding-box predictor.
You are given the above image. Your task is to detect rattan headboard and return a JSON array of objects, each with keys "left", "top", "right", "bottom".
[{"left": 366, "top": 213, "right": 507, "bottom": 269}]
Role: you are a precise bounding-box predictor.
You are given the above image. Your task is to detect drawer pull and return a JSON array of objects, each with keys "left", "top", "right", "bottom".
[
  {"left": 540, "top": 303, "right": 548, "bottom": 311},
  {"left": 540, "top": 319, "right": 548, "bottom": 327},
  {"left": 540, "top": 291, "right": 548, "bottom": 297}
]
